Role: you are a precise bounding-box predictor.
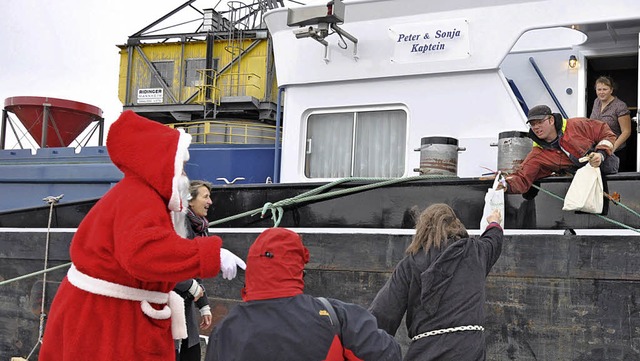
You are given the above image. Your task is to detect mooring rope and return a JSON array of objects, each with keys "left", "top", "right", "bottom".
[
  {"left": 529, "top": 183, "right": 640, "bottom": 233},
  {"left": 24, "top": 194, "right": 64, "bottom": 360},
  {"left": 209, "top": 174, "right": 456, "bottom": 227},
  {"left": 3, "top": 174, "right": 639, "bottom": 289}
]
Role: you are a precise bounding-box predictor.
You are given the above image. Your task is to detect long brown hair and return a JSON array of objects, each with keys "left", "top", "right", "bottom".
[{"left": 406, "top": 203, "right": 468, "bottom": 255}]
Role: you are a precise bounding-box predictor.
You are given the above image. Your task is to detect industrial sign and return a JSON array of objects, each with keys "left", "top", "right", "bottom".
[{"left": 137, "top": 88, "right": 164, "bottom": 104}]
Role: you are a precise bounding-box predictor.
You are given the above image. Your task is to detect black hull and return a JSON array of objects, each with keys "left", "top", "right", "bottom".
[
  {"left": 2, "top": 174, "right": 640, "bottom": 359},
  {"left": 3, "top": 173, "right": 640, "bottom": 230},
  {"left": 2, "top": 230, "right": 640, "bottom": 360}
]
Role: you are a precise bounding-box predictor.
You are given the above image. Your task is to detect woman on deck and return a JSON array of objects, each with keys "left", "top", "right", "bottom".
[
  {"left": 173, "top": 180, "right": 215, "bottom": 361},
  {"left": 590, "top": 76, "right": 632, "bottom": 171},
  {"left": 369, "top": 204, "right": 503, "bottom": 361}
]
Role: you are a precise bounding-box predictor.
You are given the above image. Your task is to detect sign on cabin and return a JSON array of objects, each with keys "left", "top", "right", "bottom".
[{"left": 389, "top": 18, "right": 470, "bottom": 63}]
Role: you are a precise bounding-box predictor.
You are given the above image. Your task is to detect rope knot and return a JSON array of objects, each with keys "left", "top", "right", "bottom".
[{"left": 261, "top": 202, "right": 284, "bottom": 227}]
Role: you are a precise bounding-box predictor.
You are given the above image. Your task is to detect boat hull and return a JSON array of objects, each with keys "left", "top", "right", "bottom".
[{"left": 2, "top": 230, "right": 640, "bottom": 360}]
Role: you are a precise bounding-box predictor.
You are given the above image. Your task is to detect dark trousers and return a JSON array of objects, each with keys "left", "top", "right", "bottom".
[
  {"left": 176, "top": 339, "right": 202, "bottom": 361},
  {"left": 615, "top": 146, "right": 634, "bottom": 172}
]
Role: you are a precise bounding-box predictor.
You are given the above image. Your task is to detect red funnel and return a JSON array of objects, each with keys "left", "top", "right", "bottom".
[{"left": 4, "top": 96, "right": 103, "bottom": 148}]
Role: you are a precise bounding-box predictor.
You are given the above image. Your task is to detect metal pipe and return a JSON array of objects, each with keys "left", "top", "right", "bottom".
[
  {"left": 528, "top": 57, "right": 568, "bottom": 119},
  {"left": 98, "top": 118, "right": 104, "bottom": 146},
  {"left": 273, "top": 87, "right": 284, "bottom": 183},
  {"left": 1, "top": 109, "right": 7, "bottom": 150},
  {"left": 205, "top": 33, "right": 215, "bottom": 102},
  {"left": 41, "top": 104, "right": 50, "bottom": 148}
]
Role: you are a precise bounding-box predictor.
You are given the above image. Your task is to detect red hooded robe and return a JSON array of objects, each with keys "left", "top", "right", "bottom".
[{"left": 39, "top": 111, "right": 223, "bottom": 360}]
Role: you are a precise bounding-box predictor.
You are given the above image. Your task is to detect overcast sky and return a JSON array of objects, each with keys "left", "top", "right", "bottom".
[{"left": 0, "top": 0, "right": 315, "bottom": 149}]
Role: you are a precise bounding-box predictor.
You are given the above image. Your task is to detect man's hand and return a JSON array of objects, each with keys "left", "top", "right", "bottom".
[
  {"left": 220, "top": 248, "right": 247, "bottom": 280},
  {"left": 588, "top": 152, "right": 604, "bottom": 168},
  {"left": 496, "top": 176, "right": 511, "bottom": 191}
]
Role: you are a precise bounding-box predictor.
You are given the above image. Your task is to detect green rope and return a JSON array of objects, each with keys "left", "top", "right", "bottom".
[
  {"left": 209, "top": 174, "right": 455, "bottom": 227},
  {"left": 0, "top": 262, "right": 71, "bottom": 286},
  {"left": 530, "top": 183, "right": 640, "bottom": 233}
]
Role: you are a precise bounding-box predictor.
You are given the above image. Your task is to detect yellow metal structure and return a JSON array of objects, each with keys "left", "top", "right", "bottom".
[{"left": 117, "top": 38, "right": 277, "bottom": 107}]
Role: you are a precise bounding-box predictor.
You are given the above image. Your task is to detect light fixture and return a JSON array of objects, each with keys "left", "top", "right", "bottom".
[{"left": 568, "top": 55, "right": 578, "bottom": 69}]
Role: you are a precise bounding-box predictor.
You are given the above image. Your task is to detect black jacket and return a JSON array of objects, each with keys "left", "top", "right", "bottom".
[
  {"left": 205, "top": 294, "right": 402, "bottom": 361},
  {"left": 369, "top": 225, "right": 503, "bottom": 361}
]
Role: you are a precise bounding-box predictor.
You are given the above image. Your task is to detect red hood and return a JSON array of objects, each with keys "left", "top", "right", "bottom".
[
  {"left": 242, "top": 228, "right": 310, "bottom": 301},
  {"left": 106, "top": 111, "right": 191, "bottom": 212}
]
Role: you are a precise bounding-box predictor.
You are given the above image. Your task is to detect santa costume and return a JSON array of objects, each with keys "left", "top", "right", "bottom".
[{"left": 39, "top": 110, "right": 231, "bottom": 360}]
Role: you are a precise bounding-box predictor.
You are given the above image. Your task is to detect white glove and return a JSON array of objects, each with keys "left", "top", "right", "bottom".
[{"left": 220, "top": 248, "right": 246, "bottom": 280}]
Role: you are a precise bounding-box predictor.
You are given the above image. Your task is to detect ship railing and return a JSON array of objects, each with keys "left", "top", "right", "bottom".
[
  {"left": 195, "top": 69, "right": 262, "bottom": 104},
  {"left": 168, "top": 120, "right": 280, "bottom": 145}
]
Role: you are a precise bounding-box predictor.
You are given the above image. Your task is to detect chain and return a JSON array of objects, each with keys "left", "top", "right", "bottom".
[{"left": 411, "top": 325, "right": 484, "bottom": 341}]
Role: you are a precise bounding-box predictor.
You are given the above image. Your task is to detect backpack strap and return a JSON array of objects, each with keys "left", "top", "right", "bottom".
[{"left": 317, "top": 297, "right": 341, "bottom": 338}]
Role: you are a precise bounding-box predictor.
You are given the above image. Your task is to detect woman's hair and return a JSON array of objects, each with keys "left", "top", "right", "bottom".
[
  {"left": 594, "top": 76, "right": 616, "bottom": 91},
  {"left": 188, "top": 180, "right": 213, "bottom": 201},
  {"left": 406, "top": 203, "right": 469, "bottom": 255}
]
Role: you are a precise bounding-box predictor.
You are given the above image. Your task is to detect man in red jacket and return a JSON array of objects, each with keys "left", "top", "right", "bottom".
[
  {"left": 39, "top": 111, "right": 245, "bottom": 361},
  {"left": 205, "top": 227, "right": 402, "bottom": 361},
  {"left": 503, "top": 105, "right": 619, "bottom": 194}
]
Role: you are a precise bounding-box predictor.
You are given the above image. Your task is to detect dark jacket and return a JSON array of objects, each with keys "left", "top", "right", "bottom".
[
  {"left": 369, "top": 225, "right": 503, "bottom": 361},
  {"left": 174, "top": 216, "right": 211, "bottom": 349},
  {"left": 205, "top": 294, "right": 401, "bottom": 361},
  {"left": 205, "top": 228, "right": 401, "bottom": 361}
]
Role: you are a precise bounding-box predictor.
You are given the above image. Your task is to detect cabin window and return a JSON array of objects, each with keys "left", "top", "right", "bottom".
[
  {"left": 150, "top": 61, "right": 174, "bottom": 88},
  {"left": 305, "top": 109, "right": 407, "bottom": 178},
  {"left": 185, "top": 58, "right": 218, "bottom": 87}
]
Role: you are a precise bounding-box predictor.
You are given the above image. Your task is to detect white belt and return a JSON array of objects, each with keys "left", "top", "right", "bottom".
[
  {"left": 66, "top": 264, "right": 187, "bottom": 340},
  {"left": 412, "top": 325, "right": 484, "bottom": 341}
]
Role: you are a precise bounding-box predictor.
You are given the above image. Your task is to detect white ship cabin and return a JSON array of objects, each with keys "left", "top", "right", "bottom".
[{"left": 264, "top": 0, "right": 640, "bottom": 182}]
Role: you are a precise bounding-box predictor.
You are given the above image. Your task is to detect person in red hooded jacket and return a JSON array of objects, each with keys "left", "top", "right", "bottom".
[
  {"left": 39, "top": 111, "right": 246, "bottom": 361},
  {"left": 205, "top": 227, "right": 402, "bottom": 361}
]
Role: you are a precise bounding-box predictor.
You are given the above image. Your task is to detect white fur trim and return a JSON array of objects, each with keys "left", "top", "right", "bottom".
[
  {"left": 169, "top": 291, "right": 187, "bottom": 340},
  {"left": 141, "top": 300, "right": 171, "bottom": 319},
  {"left": 67, "top": 264, "right": 187, "bottom": 340},
  {"left": 597, "top": 139, "right": 614, "bottom": 150},
  {"left": 168, "top": 130, "right": 192, "bottom": 212}
]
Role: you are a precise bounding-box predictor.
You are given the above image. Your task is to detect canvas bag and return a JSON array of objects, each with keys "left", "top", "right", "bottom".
[
  {"left": 480, "top": 172, "right": 505, "bottom": 229},
  {"left": 562, "top": 164, "right": 603, "bottom": 213}
]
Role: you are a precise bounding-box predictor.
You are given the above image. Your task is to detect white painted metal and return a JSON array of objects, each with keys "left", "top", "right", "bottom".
[{"left": 265, "top": 0, "right": 640, "bottom": 182}]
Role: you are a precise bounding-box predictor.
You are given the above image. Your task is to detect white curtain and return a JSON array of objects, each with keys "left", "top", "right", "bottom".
[
  {"left": 306, "top": 113, "right": 353, "bottom": 178},
  {"left": 354, "top": 110, "right": 406, "bottom": 177},
  {"left": 306, "top": 110, "right": 406, "bottom": 178}
]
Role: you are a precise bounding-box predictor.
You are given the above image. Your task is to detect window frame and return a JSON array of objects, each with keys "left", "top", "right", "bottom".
[
  {"left": 184, "top": 58, "right": 219, "bottom": 87},
  {"left": 149, "top": 60, "right": 174, "bottom": 88},
  {"left": 302, "top": 105, "right": 409, "bottom": 180}
]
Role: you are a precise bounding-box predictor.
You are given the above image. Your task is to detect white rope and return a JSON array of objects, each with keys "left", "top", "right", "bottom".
[
  {"left": 411, "top": 325, "right": 484, "bottom": 341},
  {"left": 26, "top": 194, "right": 64, "bottom": 360}
]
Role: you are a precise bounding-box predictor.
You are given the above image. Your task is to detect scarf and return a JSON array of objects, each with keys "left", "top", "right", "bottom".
[{"left": 186, "top": 207, "right": 209, "bottom": 237}]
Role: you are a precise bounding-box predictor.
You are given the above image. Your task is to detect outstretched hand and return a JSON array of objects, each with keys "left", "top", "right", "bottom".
[
  {"left": 486, "top": 209, "right": 502, "bottom": 225},
  {"left": 220, "top": 248, "right": 247, "bottom": 280}
]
